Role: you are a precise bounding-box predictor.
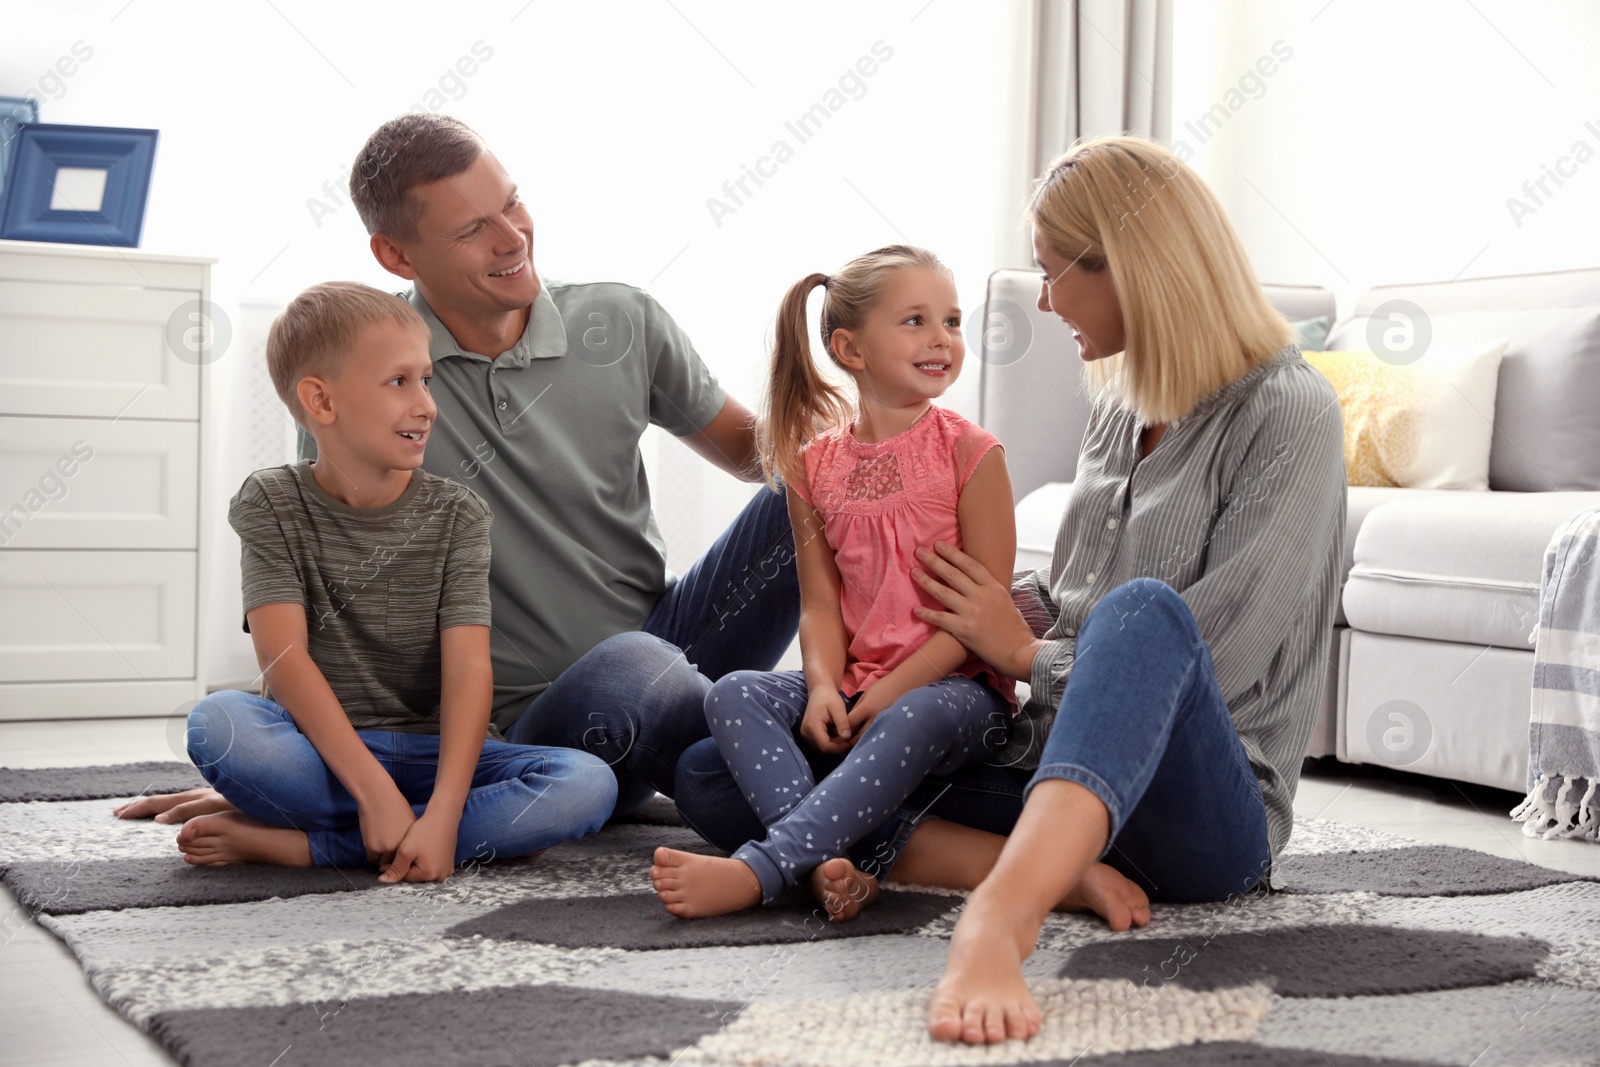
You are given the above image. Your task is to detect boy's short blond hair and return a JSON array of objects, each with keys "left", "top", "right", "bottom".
[{"left": 266, "top": 281, "right": 430, "bottom": 428}]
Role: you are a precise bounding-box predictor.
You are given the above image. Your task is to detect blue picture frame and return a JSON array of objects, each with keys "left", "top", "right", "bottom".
[
  {"left": 0, "top": 97, "right": 40, "bottom": 207},
  {"left": 0, "top": 123, "right": 158, "bottom": 247}
]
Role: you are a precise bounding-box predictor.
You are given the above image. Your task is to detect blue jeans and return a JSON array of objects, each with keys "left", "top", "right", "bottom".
[
  {"left": 676, "top": 578, "right": 1272, "bottom": 903},
  {"left": 708, "top": 670, "right": 1006, "bottom": 902},
  {"left": 186, "top": 690, "right": 617, "bottom": 869},
  {"left": 505, "top": 483, "right": 799, "bottom": 816}
]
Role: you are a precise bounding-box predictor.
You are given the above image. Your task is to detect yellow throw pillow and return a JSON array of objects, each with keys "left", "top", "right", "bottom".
[{"left": 1304, "top": 341, "right": 1507, "bottom": 490}]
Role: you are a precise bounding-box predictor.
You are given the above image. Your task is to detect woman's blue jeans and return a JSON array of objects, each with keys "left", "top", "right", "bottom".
[
  {"left": 187, "top": 690, "right": 617, "bottom": 869},
  {"left": 675, "top": 578, "right": 1272, "bottom": 903}
]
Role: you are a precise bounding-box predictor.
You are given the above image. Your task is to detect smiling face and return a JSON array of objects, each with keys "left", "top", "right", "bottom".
[
  {"left": 311, "top": 318, "right": 437, "bottom": 473},
  {"left": 1033, "top": 229, "right": 1126, "bottom": 362},
  {"left": 831, "top": 266, "right": 964, "bottom": 410},
  {"left": 391, "top": 150, "right": 538, "bottom": 320}
]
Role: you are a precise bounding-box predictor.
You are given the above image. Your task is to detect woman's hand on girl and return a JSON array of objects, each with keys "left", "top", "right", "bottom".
[
  {"left": 801, "top": 689, "right": 857, "bottom": 754},
  {"left": 912, "top": 542, "right": 1042, "bottom": 682}
]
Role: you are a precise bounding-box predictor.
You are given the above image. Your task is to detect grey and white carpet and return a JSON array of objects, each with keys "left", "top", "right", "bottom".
[{"left": 2, "top": 761, "right": 1598, "bottom": 1066}]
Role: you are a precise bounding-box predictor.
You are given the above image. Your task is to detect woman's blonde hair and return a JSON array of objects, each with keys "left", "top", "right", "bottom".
[
  {"left": 760, "top": 245, "right": 952, "bottom": 489},
  {"left": 1029, "top": 135, "right": 1292, "bottom": 424}
]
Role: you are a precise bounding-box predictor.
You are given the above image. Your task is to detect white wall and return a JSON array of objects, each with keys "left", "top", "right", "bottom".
[
  {"left": 1171, "top": 0, "right": 1600, "bottom": 309},
  {"left": 3, "top": 1, "right": 1020, "bottom": 686},
  {"left": 21, "top": 0, "right": 1587, "bottom": 689}
]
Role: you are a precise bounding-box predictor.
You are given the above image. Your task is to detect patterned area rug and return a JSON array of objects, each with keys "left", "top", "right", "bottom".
[{"left": 3, "top": 762, "right": 1598, "bottom": 1066}]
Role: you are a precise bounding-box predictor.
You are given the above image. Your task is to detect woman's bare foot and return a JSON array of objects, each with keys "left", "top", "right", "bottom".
[
  {"left": 1055, "top": 862, "right": 1151, "bottom": 931},
  {"left": 176, "top": 812, "right": 312, "bottom": 867},
  {"left": 650, "top": 847, "right": 762, "bottom": 917},
  {"left": 808, "top": 857, "right": 880, "bottom": 921},
  {"left": 927, "top": 888, "right": 1046, "bottom": 1044},
  {"left": 113, "top": 788, "right": 235, "bottom": 824}
]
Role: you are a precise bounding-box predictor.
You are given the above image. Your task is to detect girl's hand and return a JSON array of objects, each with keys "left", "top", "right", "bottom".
[
  {"left": 912, "top": 541, "right": 1042, "bottom": 681},
  {"left": 846, "top": 690, "right": 887, "bottom": 737},
  {"left": 381, "top": 810, "right": 458, "bottom": 883},
  {"left": 801, "top": 689, "right": 855, "bottom": 754}
]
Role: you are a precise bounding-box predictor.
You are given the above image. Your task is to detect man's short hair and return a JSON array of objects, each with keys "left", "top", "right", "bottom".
[
  {"left": 267, "top": 281, "right": 429, "bottom": 428},
  {"left": 349, "top": 114, "right": 484, "bottom": 241}
]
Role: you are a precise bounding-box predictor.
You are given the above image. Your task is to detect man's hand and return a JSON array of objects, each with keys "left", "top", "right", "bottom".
[
  {"left": 113, "top": 788, "right": 235, "bottom": 824},
  {"left": 380, "top": 811, "right": 458, "bottom": 883},
  {"left": 912, "top": 542, "right": 1042, "bottom": 681},
  {"left": 800, "top": 689, "right": 856, "bottom": 754},
  {"left": 358, "top": 787, "right": 418, "bottom": 869}
]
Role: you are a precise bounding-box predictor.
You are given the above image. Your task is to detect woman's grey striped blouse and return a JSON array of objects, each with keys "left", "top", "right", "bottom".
[{"left": 1006, "top": 343, "right": 1347, "bottom": 869}]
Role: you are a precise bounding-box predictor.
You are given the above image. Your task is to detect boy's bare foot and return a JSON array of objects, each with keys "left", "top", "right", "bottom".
[
  {"left": 927, "top": 888, "right": 1045, "bottom": 1045},
  {"left": 807, "top": 857, "right": 880, "bottom": 922},
  {"left": 176, "top": 812, "right": 312, "bottom": 867},
  {"left": 113, "top": 788, "right": 235, "bottom": 824},
  {"left": 649, "top": 847, "right": 762, "bottom": 918},
  {"left": 1055, "top": 862, "right": 1151, "bottom": 931}
]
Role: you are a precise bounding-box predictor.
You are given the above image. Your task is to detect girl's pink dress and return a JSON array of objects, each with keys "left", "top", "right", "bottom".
[{"left": 791, "top": 405, "right": 1017, "bottom": 708}]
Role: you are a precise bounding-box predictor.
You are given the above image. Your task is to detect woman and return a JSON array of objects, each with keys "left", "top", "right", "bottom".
[
  {"left": 675, "top": 133, "right": 1346, "bottom": 1042},
  {"left": 910, "top": 135, "right": 1346, "bottom": 1043}
]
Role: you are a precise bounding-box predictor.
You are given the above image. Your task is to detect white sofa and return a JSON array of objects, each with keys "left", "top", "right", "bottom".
[{"left": 977, "top": 266, "right": 1600, "bottom": 793}]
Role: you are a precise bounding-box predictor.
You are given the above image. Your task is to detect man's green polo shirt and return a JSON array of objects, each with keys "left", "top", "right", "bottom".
[{"left": 299, "top": 279, "right": 726, "bottom": 727}]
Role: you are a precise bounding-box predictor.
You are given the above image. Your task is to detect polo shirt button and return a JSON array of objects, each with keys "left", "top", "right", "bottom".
[
  {"left": 1066, "top": 627, "right": 1077, "bottom": 638},
  {"left": 1106, "top": 517, "right": 1119, "bottom": 529},
  {"left": 497, "top": 400, "right": 507, "bottom": 410},
  {"left": 1085, "top": 571, "right": 1097, "bottom": 584}
]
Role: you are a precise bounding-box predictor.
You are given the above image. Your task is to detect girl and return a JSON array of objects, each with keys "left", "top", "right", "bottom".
[{"left": 650, "top": 245, "right": 1018, "bottom": 919}]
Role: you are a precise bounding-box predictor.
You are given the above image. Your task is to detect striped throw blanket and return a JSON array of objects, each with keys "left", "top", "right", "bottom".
[{"left": 1512, "top": 506, "right": 1600, "bottom": 841}]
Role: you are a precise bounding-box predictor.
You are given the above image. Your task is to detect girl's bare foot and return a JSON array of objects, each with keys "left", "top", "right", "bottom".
[
  {"left": 113, "top": 787, "right": 235, "bottom": 824},
  {"left": 176, "top": 812, "right": 312, "bottom": 867},
  {"left": 808, "top": 857, "right": 880, "bottom": 921},
  {"left": 650, "top": 847, "right": 762, "bottom": 917},
  {"left": 1056, "top": 862, "right": 1151, "bottom": 930},
  {"left": 927, "top": 887, "right": 1046, "bottom": 1044}
]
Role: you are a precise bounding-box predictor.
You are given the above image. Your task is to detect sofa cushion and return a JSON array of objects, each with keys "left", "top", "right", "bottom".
[
  {"left": 1015, "top": 481, "right": 1072, "bottom": 574},
  {"left": 1305, "top": 341, "right": 1506, "bottom": 490},
  {"left": 1292, "top": 315, "right": 1330, "bottom": 350},
  {"left": 1343, "top": 490, "right": 1600, "bottom": 649},
  {"left": 1337, "top": 487, "right": 1436, "bottom": 625},
  {"left": 1326, "top": 268, "right": 1600, "bottom": 492}
]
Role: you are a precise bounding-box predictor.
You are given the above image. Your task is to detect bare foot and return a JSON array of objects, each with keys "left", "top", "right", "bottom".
[
  {"left": 176, "top": 812, "right": 311, "bottom": 867},
  {"left": 113, "top": 788, "right": 235, "bottom": 824},
  {"left": 927, "top": 889, "right": 1046, "bottom": 1045},
  {"left": 1055, "top": 862, "right": 1151, "bottom": 931},
  {"left": 649, "top": 847, "right": 762, "bottom": 918},
  {"left": 807, "top": 857, "right": 880, "bottom": 922}
]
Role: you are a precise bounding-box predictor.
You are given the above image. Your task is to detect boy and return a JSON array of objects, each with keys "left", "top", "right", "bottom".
[{"left": 171, "top": 281, "right": 616, "bottom": 881}]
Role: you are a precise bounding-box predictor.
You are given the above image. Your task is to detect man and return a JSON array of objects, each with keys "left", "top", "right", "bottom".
[{"left": 119, "top": 114, "right": 798, "bottom": 825}]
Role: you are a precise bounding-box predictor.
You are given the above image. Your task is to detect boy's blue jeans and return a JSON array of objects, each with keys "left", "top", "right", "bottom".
[
  {"left": 676, "top": 578, "right": 1273, "bottom": 903},
  {"left": 505, "top": 483, "right": 800, "bottom": 817},
  {"left": 187, "top": 690, "right": 617, "bottom": 869}
]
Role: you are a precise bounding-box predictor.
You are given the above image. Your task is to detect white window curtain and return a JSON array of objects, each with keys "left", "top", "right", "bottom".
[
  {"left": 998, "top": 0, "right": 1173, "bottom": 266},
  {"left": 1035, "top": 0, "right": 1174, "bottom": 164}
]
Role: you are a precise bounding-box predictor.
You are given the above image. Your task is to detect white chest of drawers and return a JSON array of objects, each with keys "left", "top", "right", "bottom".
[{"left": 0, "top": 240, "right": 213, "bottom": 719}]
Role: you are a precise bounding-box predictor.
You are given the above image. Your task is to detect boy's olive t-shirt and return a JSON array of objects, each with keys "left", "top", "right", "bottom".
[
  {"left": 297, "top": 279, "right": 727, "bottom": 728},
  {"left": 229, "top": 461, "right": 495, "bottom": 736}
]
